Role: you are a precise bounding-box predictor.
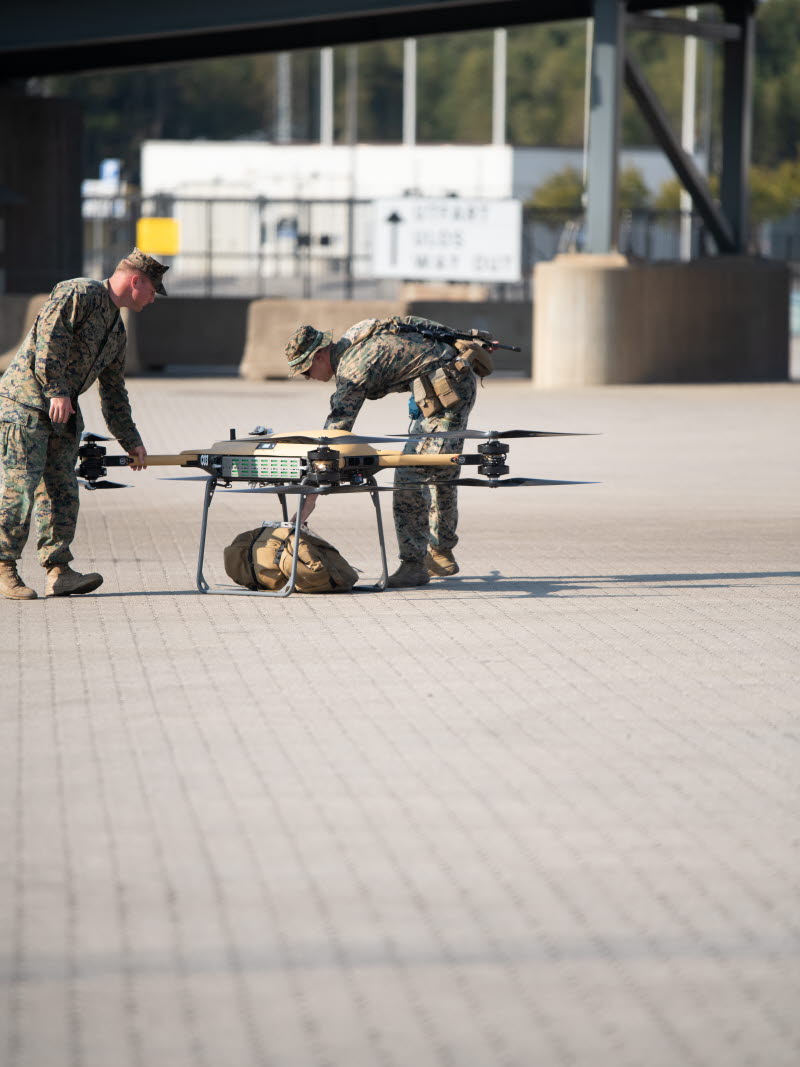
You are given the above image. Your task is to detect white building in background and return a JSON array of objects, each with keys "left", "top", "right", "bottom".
[
  {"left": 137, "top": 141, "right": 675, "bottom": 289},
  {"left": 141, "top": 140, "right": 673, "bottom": 202}
]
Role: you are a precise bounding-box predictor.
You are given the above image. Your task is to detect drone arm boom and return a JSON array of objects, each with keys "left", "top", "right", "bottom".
[
  {"left": 139, "top": 453, "right": 201, "bottom": 466},
  {"left": 375, "top": 452, "right": 461, "bottom": 469}
]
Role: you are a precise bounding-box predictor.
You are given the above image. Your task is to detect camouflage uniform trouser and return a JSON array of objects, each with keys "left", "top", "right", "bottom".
[
  {"left": 0, "top": 398, "right": 82, "bottom": 567},
  {"left": 393, "top": 367, "right": 477, "bottom": 563}
]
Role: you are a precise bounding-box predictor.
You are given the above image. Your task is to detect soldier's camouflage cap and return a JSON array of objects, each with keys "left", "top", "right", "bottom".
[
  {"left": 124, "top": 247, "right": 169, "bottom": 295},
  {"left": 285, "top": 324, "right": 333, "bottom": 376}
]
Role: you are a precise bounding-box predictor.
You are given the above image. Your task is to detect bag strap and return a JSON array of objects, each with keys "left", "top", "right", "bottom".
[
  {"left": 246, "top": 528, "right": 263, "bottom": 588},
  {"left": 268, "top": 526, "right": 293, "bottom": 569}
]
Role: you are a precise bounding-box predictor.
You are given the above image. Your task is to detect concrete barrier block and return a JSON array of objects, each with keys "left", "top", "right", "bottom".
[
  {"left": 130, "top": 297, "right": 251, "bottom": 372},
  {"left": 533, "top": 254, "right": 790, "bottom": 386},
  {"left": 239, "top": 299, "right": 406, "bottom": 380},
  {"left": 0, "top": 294, "right": 49, "bottom": 372},
  {"left": 407, "top": 299, "right": 531, "bottom": 375},
  {"left": 0, "top": 293, "right": 142, "bottom": 376},
  {"left": 239, "top": 298, "right": 533, "bottom": 379}
]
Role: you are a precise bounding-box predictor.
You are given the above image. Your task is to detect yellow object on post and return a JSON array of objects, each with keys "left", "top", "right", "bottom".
[{"left": 136, "top": 217, "right": 180, "bottom": 256}]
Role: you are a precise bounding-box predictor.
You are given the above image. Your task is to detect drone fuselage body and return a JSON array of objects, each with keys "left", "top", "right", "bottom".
[{"left": 176, "top": 428, "right": 461, "bottom": 483}]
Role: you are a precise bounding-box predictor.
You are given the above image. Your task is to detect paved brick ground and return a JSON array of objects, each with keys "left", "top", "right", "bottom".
[{"left": 1, "top": 377, "right": 798, "bottom": 1067}]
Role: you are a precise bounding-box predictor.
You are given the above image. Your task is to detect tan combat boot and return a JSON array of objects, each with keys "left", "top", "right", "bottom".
[
  {"left": 0, "top": 560, "right": 38, "bottom": 600},
  {"left": 45, "top": 564, "right": 103, "bottom": 598},
  {"left": 425, "top": 547, "right": 460, "bottom": 577},
  {"left": 386, "top": 560, "right": 430, "bottom": 589}
]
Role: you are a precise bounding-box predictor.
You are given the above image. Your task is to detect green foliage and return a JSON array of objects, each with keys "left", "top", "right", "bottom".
[
  {"left": 355, "top": 41, "right": 403, "bottom": 142},
  {"left": 750, "top": 155, "right": 800, "bottom": 222},
  {"left": 526, "top": 167, "right": 584, "bottom": 213},
  {"left": 506, "top": 23, "right": 587, "bottom": 146},
  {"left": 417, "top": 31, "right": 493, "bottom": 142},
  {"left": 527, "top": 164, "right": 650, "bottom": 214},
  {"left": 654, "top": 178, "right": 682, "bottom": 212},
  {"left": 654, "top": 164, "right": 800, "bottom": 225},
  {"left": 618, "top": 166, "right": 650, "bottom": 211}
]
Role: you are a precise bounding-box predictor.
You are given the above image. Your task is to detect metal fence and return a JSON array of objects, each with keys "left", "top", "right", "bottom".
[{"left": 83, "top": 193, "right": 800, "bottom": 301}]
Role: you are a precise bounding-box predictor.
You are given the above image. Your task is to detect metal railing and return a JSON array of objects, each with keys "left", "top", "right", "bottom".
[{"left": 82, "top": 193, "right": 800, "bottom": 301}]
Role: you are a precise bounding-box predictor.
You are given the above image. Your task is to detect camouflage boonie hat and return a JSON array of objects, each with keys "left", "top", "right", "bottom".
[
  {"left": 285, "top": 324, "right": 333, "bottom": 376},
  {"left": 124, "top": 247, "right": 169, "bottom": 295}
]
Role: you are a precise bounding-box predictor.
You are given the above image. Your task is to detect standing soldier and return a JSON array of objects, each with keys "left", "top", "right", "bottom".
[
  {"left": 0, "top": 248, "right": 166, "bottom": 600},
  {"left": 285, "top": 316, "right": 492, "bottom": 588}
]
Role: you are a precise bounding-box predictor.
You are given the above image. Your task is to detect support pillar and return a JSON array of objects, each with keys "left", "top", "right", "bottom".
[
  {"left": 319, "top": 48, "right": 333, "bottom": 146},
  {"left": 403, "top": 38, "right": 416, "bottom": 147},
  {"left": 585, "top": 0, "right": 624, "bottom": 253},
  {"left": 0, "top": 94, "right": 82, "bottom": 293},
  {"left": 720, "top": 5, "right": 755, "bottom": 252},
  {"left": 492, "top": 28, "right": 507, "bottom": 146}
]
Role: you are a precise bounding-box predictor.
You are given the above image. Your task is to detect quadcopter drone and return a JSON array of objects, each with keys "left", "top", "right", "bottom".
[{"left": 76, "top": 425, "right": 592, "bottom": 596}]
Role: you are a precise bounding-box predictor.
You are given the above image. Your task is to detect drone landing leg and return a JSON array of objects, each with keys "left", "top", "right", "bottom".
[
  {"left": 370, "top": 487, "right": 389, "bottom": 591},
  {"left": 196, "top": 476, "right": 217, "bottom": 593},
  {"left": 278, "top": 491, "right": 289, "bottom": 522},
  {"left": 199, "top": 486, "right": 308, "bottom": 598}
]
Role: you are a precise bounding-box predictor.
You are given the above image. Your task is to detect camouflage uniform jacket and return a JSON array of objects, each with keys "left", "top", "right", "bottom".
[
  {"left": 324, "top": 316, "right": 456, "bottom": 431},
  {"left": 0, "top": 278, "right": 142, "bottom": 452}
]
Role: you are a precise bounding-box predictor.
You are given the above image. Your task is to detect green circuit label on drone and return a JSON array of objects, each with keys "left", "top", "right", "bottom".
[{"left": 222, "top": 456, "right": 303, "bottom": 480}]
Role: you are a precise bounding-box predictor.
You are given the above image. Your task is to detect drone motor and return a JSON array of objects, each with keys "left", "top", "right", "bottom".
[
  {"left": 477, "top": 439, "right": 509, "bottom": 478},
  {"left": 306, "top": 445, "right": 341, "bottom": 486}
]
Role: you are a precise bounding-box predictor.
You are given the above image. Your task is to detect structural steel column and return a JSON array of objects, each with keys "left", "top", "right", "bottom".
[
  {"left": 403, "top": 38, "right": 417, "bottom": 146},
  {"left": 492, "top": 28, "right": 507, "bottom": 146},
  {"left": 720, "top": 4, "right": 754, "bottom": 252},
  {"left": 319, "top": 47, "right": 334, "bottom": 145},
  {"left": 585, "top": 0, "right": 624, "bottom": 253},
  {"left": 276, "top": 52, "right": 292, "bottom": 143}
]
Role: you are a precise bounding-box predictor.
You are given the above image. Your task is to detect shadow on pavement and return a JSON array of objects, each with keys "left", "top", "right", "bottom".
[
  {"left": 82, "top": 571, "right": 800, "bottom": 600},
  {"left": 423, "top": 569, "right": 800, "bottom": 599}
]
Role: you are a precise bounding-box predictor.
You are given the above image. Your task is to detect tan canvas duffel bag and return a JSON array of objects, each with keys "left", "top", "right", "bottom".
[{"left": 224, "top": 523, "right": 359, "bottom": 593}]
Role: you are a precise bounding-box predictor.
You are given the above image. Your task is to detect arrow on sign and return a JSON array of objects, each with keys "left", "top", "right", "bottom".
[{"left": 386, "top": 211, "right": 403, "bottom": 266}]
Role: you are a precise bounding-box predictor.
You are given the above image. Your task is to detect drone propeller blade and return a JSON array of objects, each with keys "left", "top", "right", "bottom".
[
  {"left": 394, "top": 429, "right": 593, "bottom": 440},
  {"left": 219, "top": 482, "right": 403, "bottom": 495},
  {"left": 457, "top": 477, "right": 595, "bottom": 487},
  {"left": 267, "top": 431, "right": 410, "bottom": 445},
  {"left": 80, "top": 478, "right": 131, "bottom": 490}
]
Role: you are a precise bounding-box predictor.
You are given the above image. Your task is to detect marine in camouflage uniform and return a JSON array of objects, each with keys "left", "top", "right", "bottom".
[
  {"left": 286, "top": 316, "right": 478, "bottom": 584},
  {"left": 0, "top": 249, "right": 165, "bottom": 598}
]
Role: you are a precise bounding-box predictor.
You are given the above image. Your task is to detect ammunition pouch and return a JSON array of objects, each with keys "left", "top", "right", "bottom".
[
  {"left": 453, "top": 339, "right": 494, "bottom": 378},
  {"left": 411, "top": 375, "right": 442, "bottom": 418},
  {"left": 224, "top": 523, "right": 359, "bottom": 593},
  {"left": 412, "top": 362, "right": 467, "bottom": 418}
]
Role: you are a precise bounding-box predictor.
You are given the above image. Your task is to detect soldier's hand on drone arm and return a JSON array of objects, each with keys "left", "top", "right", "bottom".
[{"left": 128, "top": 445, "right": 148, "bottom": 471}]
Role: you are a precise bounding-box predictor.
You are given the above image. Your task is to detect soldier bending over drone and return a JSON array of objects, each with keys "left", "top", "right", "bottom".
[
  {"left": 0, "top": 249, "right": 166, "bottom": 600},
  {"left": 286, "top": 316, "right": 494, "bottom": 589}
]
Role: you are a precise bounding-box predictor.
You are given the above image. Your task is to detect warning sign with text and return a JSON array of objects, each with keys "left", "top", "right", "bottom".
[{"left": 372, "top": 198, "right": 522, "bottom": 283}]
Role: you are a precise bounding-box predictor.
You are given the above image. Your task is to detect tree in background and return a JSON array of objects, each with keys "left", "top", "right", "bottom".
[
  {"left": 507, "top": 24, "right": 586, "bottom": 146},
  {"left": 526, "top": 164, "right": 651, "bottom": 215},
  {"left": 526, "top": 167, "right": 584, "bottom": 215},
  {"left": 751, "top": 0, "right": 800, "bottom": 167},
  {"left": 618, "top": 166, "right": 651, "bottom": 211}
]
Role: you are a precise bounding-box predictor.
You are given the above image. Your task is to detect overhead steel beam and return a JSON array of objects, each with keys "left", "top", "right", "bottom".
[
  {"left": 623, "top": 54, "right": 736, "bottom": 252},
  {"left": 0, "top": 0, "right": 733, "bottom": 79}
]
